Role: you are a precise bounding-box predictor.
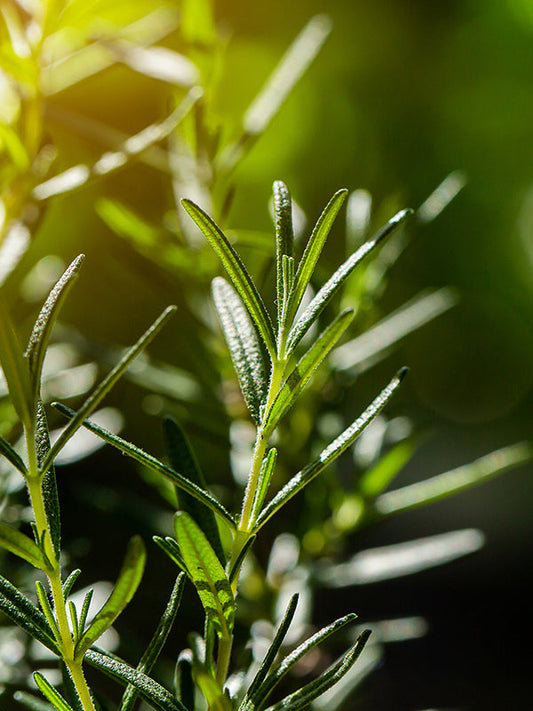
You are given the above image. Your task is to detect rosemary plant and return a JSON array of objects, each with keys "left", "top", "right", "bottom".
[{"left": 0, "top": 181, "right": 531, "bottom": 711}]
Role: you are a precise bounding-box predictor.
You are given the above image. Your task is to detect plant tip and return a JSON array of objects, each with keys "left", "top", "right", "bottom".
[{"left": 397, "top": 366, "right": 410, "bottom": 381}]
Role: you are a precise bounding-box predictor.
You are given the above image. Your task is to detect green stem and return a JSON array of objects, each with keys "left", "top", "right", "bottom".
[{"left": 26, "top": 439, "right": 97, "bottom": 711}]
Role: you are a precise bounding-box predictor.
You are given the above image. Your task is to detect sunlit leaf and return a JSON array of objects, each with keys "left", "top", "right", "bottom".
[
  {"left": 25, "top": 255, "right": 84, "bottom": 402},
  {"left": 358, "top": 437, "right": 418, "bottom": 499},
  {"left": 256, "top": 369, "right": 407, "bottom": 530},
  {"left": 174, "top": 512, "right": 234, "bottom": 639},
  {"left": 212, "top": 277, "right": 268, "bottom": 424},
  {"left": 76, "top": 536, "right": 146, "bottom": 656},
  {"left": 375, "top": 442, "right": 533, "bottom": 516},
  {"left": 33, "top": 673, "right": 75, "bottom": 711},
  {"left": 0, "top": 297, "right": 32, "bottom": 428},
  {"left": 85, "top": 649, "right": 186, "bottom": 711},
  {"left": 0, "top": 522, "right": 46, "bottom": 569},
  {"left": 36, "top": 402, "right": 61, "bottom": 559},
  {"left": 273, "top": 181, "right": 294, "bottom": 325},
  {"left": 266, "top": 309, "right": 354, "bottom": 432},
  {"left": 286, "top": 209, "right": 413, "bottom": 354},
  {"left": 251, "top": 448, "right": 277, "bottom": 522},
  {"left": 181, "top": 199, "right": 276, "bottom": 357}
]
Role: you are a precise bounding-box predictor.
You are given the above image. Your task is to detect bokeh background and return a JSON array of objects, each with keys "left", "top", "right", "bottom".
[{"left": 2, "top": 0, "right": 533, "bottom": 709}]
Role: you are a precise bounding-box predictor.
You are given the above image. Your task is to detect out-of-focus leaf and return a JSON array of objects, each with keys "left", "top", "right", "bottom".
[
  {"left": 182, "top": 200, "right": 276, "bottom": 356},
  {"left": 0, "top": 121, "right": 30, "bottom": 169},
  {"left": 376, "top": 443, "right": 533, "bottom": 516},
  {"left": 13, "top": 691, "right": 54, "bottom": 711},
  {"left": 0, "top": 297, "right": 32, "bottom": 428},
  {"left": 331, "top": 288, "right": 457, "bottom": 373},
  {"left": 0, "top": 432, "right": 27, "bottom": 474},
  {"left": 242, "top": 15, "right": 332, "bottom": 137},
  {"left": 212, "top": 277, "right": 268, "bottom": 424},
  {"left": 316, "top": 529, "right": 485, "bottom": 586},
  {"left": 358, "top": 437, "right": 418, "bottom": 499},
  {"left": 181, "top": 0, "right": 217, "bottom": 44},
  {"left": 174, "top": 512, "right": 234, "bottom": 639},
  {"left": 256, "top": 369, "right": 407, "bottom": 530},
  {"left": 193, "top": 669, "right": 231, "bottom": 711},
  {"left": 0, "top": 222, "right": 30, "bottom": 287},
  {"left": 417, "top": 170, "right": 467, "bottom": 224},
  {"left": 76, "top": 536, "right": 146, "bottom": 656}
]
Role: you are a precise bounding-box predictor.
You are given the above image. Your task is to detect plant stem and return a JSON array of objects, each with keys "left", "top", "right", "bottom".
[{"left": 26, "top": 438, "right": 97, "bottom": 711}]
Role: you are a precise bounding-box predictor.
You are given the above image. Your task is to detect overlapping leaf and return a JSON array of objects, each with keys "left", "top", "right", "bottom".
[{"left": 212, "top": 277, "right": 268, "bottom": 424}]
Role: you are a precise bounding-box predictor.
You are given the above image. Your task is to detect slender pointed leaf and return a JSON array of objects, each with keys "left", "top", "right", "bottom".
[
  {"left": 174, "top": 512, "right": 234, "bottom": 639},
  {"left": 256, "top": 369, "right": 407, "bottom": 530},
  {"left": 35, "top": 580, "right": 60, "bottom": 640},
  {"left": 245, "top": 593, "right": 299, "bottom": 701},
  {"left": 0, "top": 523, "right": 46, "bottom": 569},
  {"left": 251, "top": 449, "right": 277, "bottom": 522},
  {"left": 286, "top": 209, "right": 413, "bottom": 354},
  {"left": 0, "top": 297, "right": 32, "bottom": 427},
  {"left": 0, "top": 574, "right": 59, "bottom": 652},
  {"left": 85, "top": 649, "right": 187, "bottom": 711},
  {"left": 228, "top": 534, "right": 256, "bottom": 585},
  {"left": 41, "top": 306, "right": 176, "bottom": 474},
  {"left": 212, "top": 277, "right": 268, "bottom": 424},
  {"left": 36, "top": 402, "right": 60, "bottom": 559},
  {"left": 53, "top": 403, "right": 235, "bottom": 528},
  {"left": 194, "top": 669, "right": 232, "bottom": 711},
  {"left": 250, "top": 613, "right": 358, "bottom": 708},
  {"left": 243, "top": 16, "right": 332, "bottom": 137},
  {"left": 285, "top": 190, "right": 347, "bottom": 329},
  {"left": 181, "top": 200, "right": 276, "bottom": 356},
  {"left": 62, "top": 569, "right": 81, "bottom": 598},
  {"left": 153, "top": 536, "right": 189, "bottom": 575},
  {"left": 25, "top": 255, "right": 84, "bottom": 401},
  {"left": 163, "top": 417, "right": 225, "bottom": 563},
  {"left": 76, "top": 536, "right": 146, "bottom": 657},
  {"left": 266, "top": 309, "right": 354, "bottom": 432},
  {"left": 118, "top": 574, "right": 185, "bottom": 711},
  {"left": 175, "top": 650, "right": 194, "bottom": 711},
  {"left": 78, "top": 589, "right": 94, "bottom": 635},
  {"left": 273, "top": 181, "right": 294, "bottom": 324},
  {"left": 264, "top": 630, "right": 371, "bottom": 711},
  {"left": 0, "top": 433, "right": 28, "bottom": 475},
  {"left": 33, "top": 673, "right": 75, "bottom": 711},
  {"left": 376, "top": 442, "right": 533, "bottom": 516}
]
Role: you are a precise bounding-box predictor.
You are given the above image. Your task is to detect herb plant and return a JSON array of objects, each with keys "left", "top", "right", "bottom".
[{"left": 1, "top": 179, "right": 530, "bottom": 711}]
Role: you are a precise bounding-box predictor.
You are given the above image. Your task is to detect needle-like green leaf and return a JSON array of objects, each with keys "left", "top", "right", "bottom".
[
  {"left": 245, "top": 593, "right": 299, "bottom": 702},
  {"left": 0, "top": 522, "right": 47, "bottom": 569},
  {"left": 175, "top": 650, "right": 195, "bottom": 711},
  {"left": 75, "top": 536, "right": 146, "bottom": 657},
  {"left": 0, "top": 297, "right": 32, "bottom": 429},
  {"left": 85, "top": 649, "right": 187, "bottom": 711},
  {"left": 53, "top": 403, "right": 235, "bottom": 528},
  {"left": 181, "top": 199, "right": 276, "bottom": 356},
  {"left": 25, "top": 255, "right": 84, "bottom": 403},
  {"left": 0, "top": 433, "right": 28, "bottom": 475},
  {"left": 62, "top": 569, "right": 81, "bottom": 598},
  {"left": 33, "top": 673, "right": 75, "bottom": 711},
  {"left": 286, "top": 208, "right": 413, "bottom": 355},
  {"left": 212, "top": 277, "right": 268, "bottom": 424},
  {"left": 284, "top": 189, "right": 347, "bottom": 330},
  {"left": 35, "top": 581, "right": 60, "bottom": 641},
  {"left": 251, "top": 448, "right": 278, "bottom": 522},
  {"left": 375, "top": 442, "right": 533, "bottom": 516},
  {"left": 41, "top": 306, "right": 176, "bottom": 475},
  {"left": 174, "top": 512, "right": 235, "bottom": 639},
  {"left": 273, "top": 181, "right": 294, "bottom": 325},
  {"left": 265, "top": 309, "right": 354, "bottom": 432},
  {"left": 0, "top": 574, "right": 59, "bottom": 653},
  {"left": 163, "top": 417, "right": 225, "bottom": 563},
  {"left": 36, "top": 402, "right": 60, "bottom": 559},
  {"left": 247, "top": 613, "right": 358, "bottom": 709},
  {"left": 359, "top": 437, "right": 419, "bottom": 499},
  {"left": 256, "top": 369, "right": 407, "bottom": 530},
  {"left": 118, "top": 574, "right": 185, "bottom": 711},
  {"left": 13, "top": 691, "right": 54, "bottom": 711},
  {"left": 263, "top": 630, "right": 371, "bottom": 711},
  {"left": 153, "top": 536, "right": 189, "bottom": 575}
]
